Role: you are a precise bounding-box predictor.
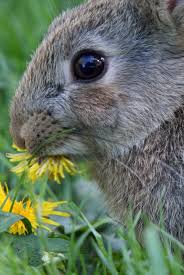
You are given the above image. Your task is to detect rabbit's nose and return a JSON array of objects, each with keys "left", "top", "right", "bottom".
[{"left": 20, "top": 111, "right": 60, "bottom": 154}]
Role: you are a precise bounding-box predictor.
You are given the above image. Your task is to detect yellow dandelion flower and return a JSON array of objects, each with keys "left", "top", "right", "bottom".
[
  {"left": 0, "top": 184, "right": 70, "bottom": 235},
  {"left": 6, "top": 144, "right": 78, "bottom": 183}
]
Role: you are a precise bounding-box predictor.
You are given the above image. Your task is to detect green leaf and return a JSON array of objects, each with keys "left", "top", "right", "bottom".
[
  {"left": 7, "top": 234, "right": 70, "bottom": 267},
  {"left": 0, "top": 212, "right": 21, "bottom": 233},
  {"left": 46, "top": 237, "right": 70, "bottom": 253},
  {"left": 11, "top": 234, "right": 42, "bottom": 267},
  {"left": 21, "top": 218, "right": 33, "bottom": 235},
  {"left": 0, "top": 211, "right": 32, "bottom": 233}
]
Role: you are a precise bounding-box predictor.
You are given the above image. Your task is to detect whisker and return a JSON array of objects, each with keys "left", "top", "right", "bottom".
[{"left": 31, "top": 128, "right": 75, "bottom": 156}]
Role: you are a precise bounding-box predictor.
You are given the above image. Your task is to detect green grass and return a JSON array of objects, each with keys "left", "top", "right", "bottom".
[{"left": 0, "top": 0, "right": 184, "bottom": 274}]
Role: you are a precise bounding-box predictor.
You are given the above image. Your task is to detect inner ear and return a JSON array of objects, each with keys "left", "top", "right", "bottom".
[
  {"left": 167, "top": 0, "right": 184, "bottom": 12},
  {"left": 168, "top": 0, "right": 176, "bottom": 12},
  {"left": 167, "top": 0, "right": 184, "bottom": 28}
]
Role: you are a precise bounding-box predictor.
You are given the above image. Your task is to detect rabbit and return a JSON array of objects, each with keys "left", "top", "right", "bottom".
[{"left": 10, "top": 0, "right": 184, "bottom": 243}]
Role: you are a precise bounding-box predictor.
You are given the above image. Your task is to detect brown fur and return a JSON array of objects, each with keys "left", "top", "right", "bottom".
[{"left": 10, "top": 0, "right": 184, "bottom": 242}]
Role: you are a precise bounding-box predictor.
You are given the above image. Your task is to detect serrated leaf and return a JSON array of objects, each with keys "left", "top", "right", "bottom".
[
  {"left": 11, "top": 234, "right": 42, "bottom": 267},
  {"left": 8, "top": 234, "right": 70, "bottom": 267}
]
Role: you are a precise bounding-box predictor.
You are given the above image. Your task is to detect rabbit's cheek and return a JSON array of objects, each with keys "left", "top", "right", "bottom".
[{"left": 70, "top": 87, "right": 119, "bottom": 127}]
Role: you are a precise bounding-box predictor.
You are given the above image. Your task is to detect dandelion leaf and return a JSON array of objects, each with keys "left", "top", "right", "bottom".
[{"left": 9, "top": 234, "right": 70, "bottom": 267}]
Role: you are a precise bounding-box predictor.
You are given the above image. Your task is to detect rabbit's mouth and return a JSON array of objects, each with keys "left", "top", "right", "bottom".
[{"left": 44, "top": 133, "right": 89, "bottom": 160}]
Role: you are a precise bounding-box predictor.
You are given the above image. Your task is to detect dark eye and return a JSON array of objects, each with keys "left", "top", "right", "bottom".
[{"left": 73, "top": 51, "right": 106, "bottom": 81}]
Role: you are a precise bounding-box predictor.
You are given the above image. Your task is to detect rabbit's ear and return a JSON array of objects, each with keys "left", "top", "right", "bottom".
[
  {"left": 167, "top": 0, "right": 184, "bottom": 27},
  {"left": 167, "top": 0, "right": 184, "bottom": 12}
]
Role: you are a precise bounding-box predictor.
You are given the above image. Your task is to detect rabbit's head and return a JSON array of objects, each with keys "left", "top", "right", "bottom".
[{"left": 10, "top": 0, "right": 184, "bottom": 159}]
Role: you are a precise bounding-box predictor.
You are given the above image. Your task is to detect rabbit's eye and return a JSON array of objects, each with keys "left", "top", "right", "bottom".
[{"left": 73, "top": 51, "right": 105, "bottom": 81}]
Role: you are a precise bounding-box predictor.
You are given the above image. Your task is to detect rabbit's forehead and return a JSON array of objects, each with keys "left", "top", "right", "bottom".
[
  {"left": 44, "top": 1, "right": 130, "bottom": 59},
  {"left": 16, "top": 0, "right": 171, "bottom": 96}
]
